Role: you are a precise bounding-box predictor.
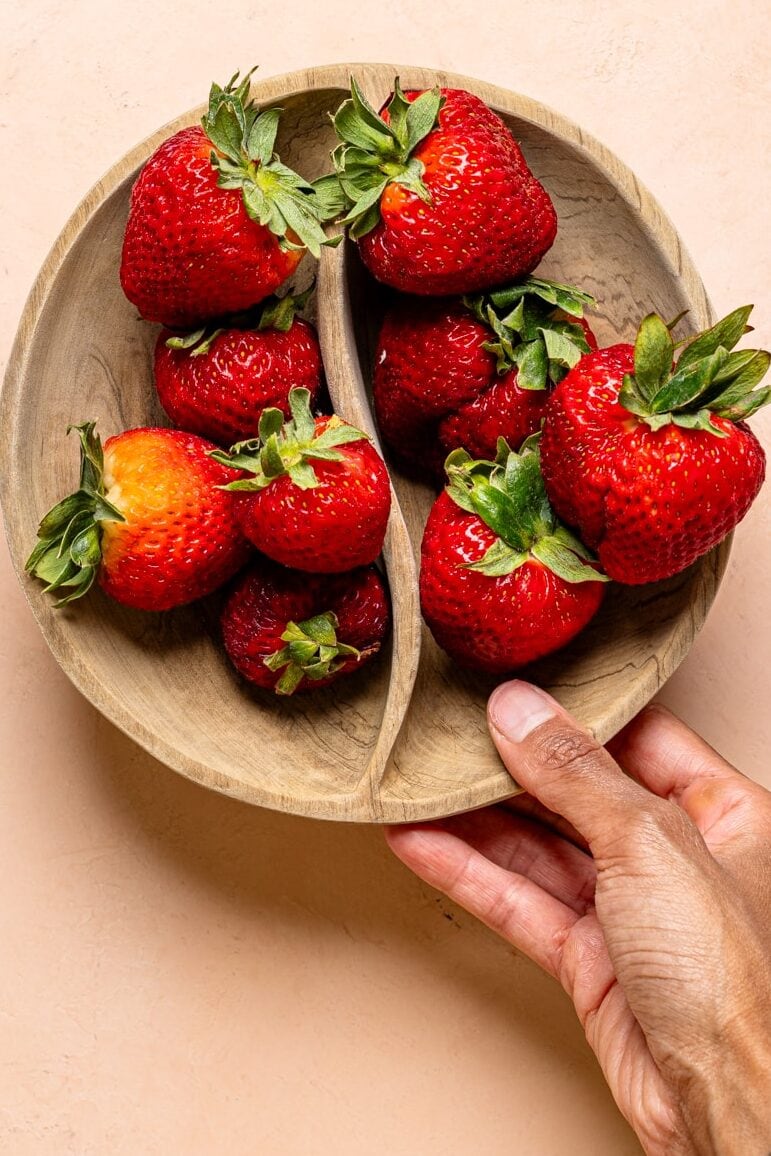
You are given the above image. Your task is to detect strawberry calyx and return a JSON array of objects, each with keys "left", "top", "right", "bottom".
[
  {"left": 211, "top": 387, "right": 368, "bottom": 492},
  {"left": 264, "top": 610, "right": 366, "bottom": 694},
  {"left": 164, "top": 285, "right": 314, "bottom": 357},
  {"left": 619, "top": 306, "right": 771, "bottom": 435},
  {"left": 445, "top": 436, "right": 608, "bottom": 582},
  {"left": 25, "top": 422, "right": 124, "bottom": 606},
  {"left": 320, "top": 77, "right": 444, "bottom": 240},
  {"left": 463, "top": 276, "right": 596, "bottom": 382},
  {"left": 202, "top": 69, "right": 340, "bottom": 257}
]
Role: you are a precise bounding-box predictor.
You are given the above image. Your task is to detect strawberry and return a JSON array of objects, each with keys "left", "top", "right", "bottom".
[
  {"left": 221, "top": 559, "right": 390, "bottom": 694},
  {"left": 212, "top": 388, "right": 391, "bottom": 573},
  {"left": 120, "top": 69, "right": 337, "bottom": 329},
  {"left": 540, "top": 307, "right": 771, "bottom": 584},
  {"left": 322, "top": 79, "right": 557, "bottom": 295},
  {"left": 373, "top": 277, "right": 596, "bottom": 477},
  {"left": 26, "top": 423, "right": 251, "bottom": 610},
  {"left": 154, "top": 288, "right": 323, "bottom": 445},
  {"left": 419, "top": 439, "right": 607, "bottom": 673}
]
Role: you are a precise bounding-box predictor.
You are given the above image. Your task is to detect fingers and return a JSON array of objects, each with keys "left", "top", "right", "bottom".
[
  {"left": 608, "top": 704, "right": 771, "bottom": 844},
  {"left": 438, "top": 806, "right": 597, "bottom": 915},
  {"left": 487, "top": 681, "right": 651, "bottom": 853},
  {"left": 501, "top": 792, "right": 590, "bottom": 853},
  {"left": 608, "top": 702, "right": 747, "bottom": 801},
  {"left": 385, "top": 824, "right": 579, "bottom": 980}
]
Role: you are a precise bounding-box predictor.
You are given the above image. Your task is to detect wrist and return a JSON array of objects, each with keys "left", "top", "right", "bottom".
[{"left": 678, "top": 1020, "right": 771, "bottom": 1155}]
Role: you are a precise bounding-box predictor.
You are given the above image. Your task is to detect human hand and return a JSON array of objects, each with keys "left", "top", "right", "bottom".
[{"left": 386, "top": 683, "right": 771, "bottom": 1155}]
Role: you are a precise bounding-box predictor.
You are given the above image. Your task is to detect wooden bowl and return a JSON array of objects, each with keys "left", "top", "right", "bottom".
[{"left": 0, "top": 64, "right": 727, "bottom": 822}]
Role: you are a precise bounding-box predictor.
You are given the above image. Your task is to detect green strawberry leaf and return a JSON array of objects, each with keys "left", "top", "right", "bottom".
[
  {"left": 335, "top": 80, "right": 396, "bottom": 152},
  {"left": 70, "top": 525, "right": 102, "bottom": 568},
  {"left": 166, "top": 327, "right": 208, "bottom": 351},
  {"left": 246, "top": 108, "right": 282, "bottom": 165},
  {"left": 26, "top": 421, "right": 117, "bottom": 605},
  {"left": 311, "top": 173, "right": 349, "bottom": 219},
  {"left": 670, "top": 410, "right": 725, "bottom": 434},
  {"left": 649, "top": 347, "right": 727, "bottom": 413},
  {"left": 531, "top": 537, "right": 609, "bottom": 583},
  {"left": 619, "top": 375, "right": 651, "bottom": 417},
  {"left": 539, "top": 326, "right": 585, "bottom": 372},
  {"left": 207, "top": 101, "right": 245, "bottom": 162},
  {"left": 287, "top": 461, "right": 320, "bottom": 489},
  {"left": 708, "top": 350, "right": 771, "bottom": 414},
  {"left": 717, "top": 386, "right": 771, "bottom": 422},
  {"left": 676, "top": 305, "right": 753, "bottom": 371},
  {"left": 506, "top": 339, "right": 544, "bottom": 389},
  {"left": 633, "top": 313, "right": 674, "bottom": 402},
  {"left": 386, "top": 78, "right": 411, "bottom": 148},
  {"left": 311, "top": 423, "right": 368, "bottom": 450},
  {"left": 341, "top": 178, "right": 390, "bottom": 225},
  {"left": 405, "top": 87, "right": 443, "bottom": 152},
  {"left": 241, "top": 181, "right": 271, "bottom": 225},
  {"left": 202, "top": 70, "right": 340, "bottom": 251},
  {"left": 260, "top": 434, "right": 286, "bottom": 478},
  {"left": 466, "top": 539, "right": 529, "bottom": 576}
]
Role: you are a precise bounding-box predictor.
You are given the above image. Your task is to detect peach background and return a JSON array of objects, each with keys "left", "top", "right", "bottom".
[{"left": 1, "top": 3, "right": 769, "bottom": 1153}]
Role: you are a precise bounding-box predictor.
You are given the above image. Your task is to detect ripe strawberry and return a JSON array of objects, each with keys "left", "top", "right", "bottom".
[
  {"left": 540, "top": 307, "right": 771, "bottom": 584},
  {"left": 26, "top": 423, "right": 251, "bottom": 610},
  {"left": 221, "top": 559, "right": 390, "bottom": 694},
  {"left": 323, "top": 79, "right": 557, "bottom": 295},
  {"left": 373, "top": 277, "right": 596, "bottom": 477},
  {"left": 154, "top": 288, "right": 323, "bottom": 445},
  {"left": 420, "top": 439, "right": 607, "bottom": 673},
  {"left": 212, "top": 388, "right": 391, "bottom": 573},
  {"left": 120, "top": 70, "right": 337, "bottom": 329}
]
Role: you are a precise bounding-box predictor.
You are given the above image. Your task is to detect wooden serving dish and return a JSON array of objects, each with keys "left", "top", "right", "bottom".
[{"left": 0, "top": 64, "right": 727, "bottom": 822}]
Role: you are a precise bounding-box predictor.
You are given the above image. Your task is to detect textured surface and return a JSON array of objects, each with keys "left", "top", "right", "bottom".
[{"left": 0, "top": 7, "right": 769, "bottom": 1156}]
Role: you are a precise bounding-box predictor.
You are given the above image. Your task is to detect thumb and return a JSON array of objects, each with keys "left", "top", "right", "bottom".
[{"left": 488, "top": 680, "right": 652, "bottom": 853}]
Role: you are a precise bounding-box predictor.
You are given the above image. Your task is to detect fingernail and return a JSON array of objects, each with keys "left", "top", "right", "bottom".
[{"left": 488, "top": 681, "right": 556, "bottom": 742}]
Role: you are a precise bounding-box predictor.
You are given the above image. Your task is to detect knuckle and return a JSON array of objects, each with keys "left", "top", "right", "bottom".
[{"left": 531, "top": 725, "right": 602, "bottom": 775}]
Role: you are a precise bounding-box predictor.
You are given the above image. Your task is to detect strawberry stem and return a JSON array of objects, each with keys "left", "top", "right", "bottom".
[
  {"left": 164, "top": 284, "right": 315, "bottom": 355},
  {"left": 264, "top": 610, "right": 363, "bottom": 695},
  {"left": 445, "top": 437, "right": 608, "bottom": 583},
  {"left": 201, "top": 69, "right": 340, "bottom": 257},
  {"left": 210, "top": 388, "right": 369, "bottom": 493},
  {"left": 327, "top": 77, "right": 444, "bottom": 240},
  {"left": 463, "top": 276, "right": 596, "bottom": 381},
  {"left": 619, "top": 306, "right": 771, "bottom": 433},
  {"left": 25, "top": 422, "right": 124, "bottom": 606}
]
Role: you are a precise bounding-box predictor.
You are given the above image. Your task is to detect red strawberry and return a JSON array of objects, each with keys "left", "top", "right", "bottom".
[
  {"left": 221, "top": 559, "right": 390, "bottom": 694},
  {"left": 212, "top": 388, "right": 391, "bottom": 573},
  {"left": 26, "top": 423, "right": 251, "bottom": 610},
  {"left": 540, "top": 307, "right": 770, "bottom": 584},
  {"left": 154, "top": 289, "right": 323, "bottom": 445},
  {"left": 324, "top": 79, "right": 557, "bottom": 295},
  {"left": 373, "top": 277, "right": 596, "bottom": 477},
  {"left": 120, "top": 70, "right": 336, "bottom": 329},
  {"left": 420, "top": 439, "right": 607, "bottom": 673}
]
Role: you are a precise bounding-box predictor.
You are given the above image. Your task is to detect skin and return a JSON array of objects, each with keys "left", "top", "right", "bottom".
[{"left": 386, "top": 682, "right": 771, "bottom": 1155}]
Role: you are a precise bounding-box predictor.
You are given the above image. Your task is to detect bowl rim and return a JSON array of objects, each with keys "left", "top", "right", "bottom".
[{"left": 0, "top": 63, "right": 730, "bottom": 822}]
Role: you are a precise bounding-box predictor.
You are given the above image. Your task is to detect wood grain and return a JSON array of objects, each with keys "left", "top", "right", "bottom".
[{"left": 0, "top": 64, "right": 729, "bottom": 822}]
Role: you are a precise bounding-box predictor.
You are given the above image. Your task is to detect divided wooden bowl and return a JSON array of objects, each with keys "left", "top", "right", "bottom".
[{"left": 0, "top": 64, "right": 728, "bottom": 822}]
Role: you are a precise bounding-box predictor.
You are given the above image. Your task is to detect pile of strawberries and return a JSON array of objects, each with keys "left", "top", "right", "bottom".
[{"left": 28, "top": 70, "right": 770, "bottom": 690}]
